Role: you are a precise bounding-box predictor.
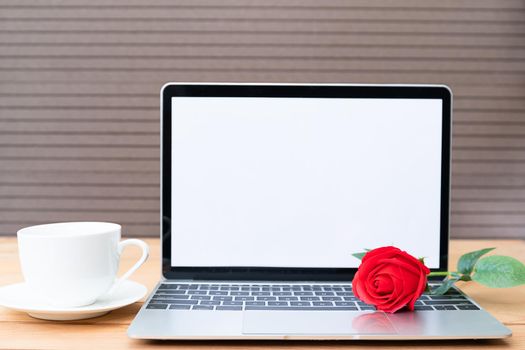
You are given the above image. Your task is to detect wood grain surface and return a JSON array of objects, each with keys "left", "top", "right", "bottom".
[{"left": 0, "top": 237, "right": 524, "bottom": 349}]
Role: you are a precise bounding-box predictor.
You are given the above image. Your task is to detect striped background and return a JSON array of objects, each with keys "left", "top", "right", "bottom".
[{"left": 1, "top": 0, "right": 525, "bottom": 238}]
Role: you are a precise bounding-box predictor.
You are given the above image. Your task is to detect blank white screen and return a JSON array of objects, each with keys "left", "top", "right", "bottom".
[{"left": 171, "top": 97, "right": 442, "bottom": 268}]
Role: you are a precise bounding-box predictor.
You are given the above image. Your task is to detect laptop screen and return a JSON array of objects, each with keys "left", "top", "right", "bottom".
[{"left": 170, "top": 96, "right": 443, "bottom": 269}]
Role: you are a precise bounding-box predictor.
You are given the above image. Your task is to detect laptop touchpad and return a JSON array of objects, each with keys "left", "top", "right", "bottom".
[{"left": 242, "top": 311, "right": 398, "bottom": 335}]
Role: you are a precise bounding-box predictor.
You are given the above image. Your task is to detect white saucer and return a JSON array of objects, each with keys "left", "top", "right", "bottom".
[{"left": 0, "top": 280, "right": 147, "bottom": 321}]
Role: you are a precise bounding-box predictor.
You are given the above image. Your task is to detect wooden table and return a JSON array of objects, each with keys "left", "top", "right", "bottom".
[{"left": 0, "top": 237, "right": 524, "bottom": 349}]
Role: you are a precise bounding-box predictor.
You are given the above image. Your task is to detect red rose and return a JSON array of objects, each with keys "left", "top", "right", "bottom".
[{"left": 352, "top": 246, "right": 430, "bottom": 313}]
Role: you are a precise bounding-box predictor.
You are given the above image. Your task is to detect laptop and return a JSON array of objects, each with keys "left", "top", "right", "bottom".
[{"left": 128, "top": 83, "right": 511, "bottom": 340}]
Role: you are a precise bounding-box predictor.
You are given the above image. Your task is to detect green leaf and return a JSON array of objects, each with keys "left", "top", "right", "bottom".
[
  {"left": 450, "top": 272, "right": 461, "bottom": 278},
  {"left": 459, "top": 274, "right": 472, "bottom": 282},
  {"left": 472, "top": 255, "right": 525, "bottom": 288},
  {"left": 352, "top": 252, "right": 367, "bottom": 260},
  {"left": 457, "top": 247, "right": 495, "bottom": 275},
  {"left": 430, "top": 277, "right": 459, "bottom": 295}
]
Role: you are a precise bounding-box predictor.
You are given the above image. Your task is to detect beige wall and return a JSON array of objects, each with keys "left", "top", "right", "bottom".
[{"left": 1, "top": 0, "right": 524, "bottom": 238}]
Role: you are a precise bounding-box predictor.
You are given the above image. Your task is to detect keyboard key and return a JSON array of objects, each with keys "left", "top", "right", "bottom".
[
  {"left": 222, "top": 301, "right": 243, "bottom": 306},
  {"left": 256, "top": 296, "right": 277, "bottom": 301},
  {"left": 414, "top": 306, "right": 433, "bottom": 311},
  {"left": 190, "top": 295, "right": 211, "bottom": 301},
  {"left": 156, "top": 290, "right": 185, "bottom": 295},
  {"left": 209, "top": 291, "right": 228, "bottom": 296},
  {"left": 315, "top": 292, "right": 336, "bottom": 296},
  {"left": 192, "top": 305, "right": 214, "bottom": 310},
  {"left": 234, "top": 296, "right": 255, "bottom": 301},
  {"left": 230, "top": 292, "right": 249, "bottom": 296},
  {"left": 294, "top": 292, "right": 314, "bottom": 296},
  {"left": 359, "top": 306, "right": 375, "bottom": 311},
  {"left": 212, "top": 296, "right": 233, "bottom": 302},
  {"left": 189, "top": 291, "right": 208, "bottom": 295},
  {"left": 268, "top": 301, "right": 289, "bottom": 306},
  {"left": 424, "top": 300, "right": 472, "bottom": 305},
  {"left": 169, "top": 305, "right": 191, "bottom": 310},
  {"left": 199, "top": 300, "right": 221, "bottom": 306},
  {"left": 169, "top": 300, "right": 198, "bottom": 305},
  {"left": 322, "top": 297, "right": 342, "bottom": 301},
  {"left": 343, "top": 296, "right": 359, "bottom": 301},
  {"left": 335, "top": 302, "right": 356, "bottom": 307},
  {"left": 434, "top": 305, "right": 457, "bottom": 311},
  {"left": 429, "top": 295, "right": 466, "bottom": 300},
  {"left": 252, "top": 292, "right": 271, "bottom": 296},
  {"left": 246, "top": 301, "right": 265, "bottom": 306},
  {"left": 147, "top": 304, "right": 168, "bottom": 309},
  {"left": 313, "top": 302, "right": 333, "bottom": 306},
  {"left": 154, "top": 297, "right": 191, "bottom": 303},
  {"left": 290, "top": 302, "right": 311, "bottom": 307},
  {"left": 216, "top": 306, "right": 242, "bottom": 311},
  {"left": 278, "top": 297, "right": 299, "bottom": 301},
  {"left": 273, "top": 292, "right": 292, "bottom": 296},
  {"left": 158, "top": 284, "right": 179, "bottom": 290},
  {"left": 457, "top": 305, "right": 480, "bottom": 310},
  {"left": 300, "top": 296, "right": 320, "bottom": 301},
  {"left": 148, "top": 300, "right": 172, "bottom": 304},
  {"left": 152, "top": 295, "right": 190, "bottom": 300},
  {"left": 220, "top": 286, "right": 239, "bottom": 291}
]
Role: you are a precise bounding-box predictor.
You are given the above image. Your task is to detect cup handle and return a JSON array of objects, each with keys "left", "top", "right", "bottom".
[{"left": 107, "top": 239, "right": 149, "bottom": 294}]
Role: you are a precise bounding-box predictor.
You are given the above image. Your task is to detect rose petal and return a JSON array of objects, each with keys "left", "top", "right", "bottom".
[
  {"left": 365, "top": 264, "right": 397, "bottom": 300},
  {"left": 387, "top": 257, "right": 421, "bottom": 276},
  {"left": 375, "top": 266, "right": 403, "bottom": 306},
  {"left": 396, "top": 250, "right": 430, "bottom": 275},
  {"left": 378, "top": 266, "right": 415, "bottom": 313},
  {"left": 375, "top": 274, "right": 395, "bottom": 294},
  {"left": 361, "top": 246, "right": 401, "bottom": 264},
  {"left": 407, "top": 267, "right": 429, "bottom": 310}
]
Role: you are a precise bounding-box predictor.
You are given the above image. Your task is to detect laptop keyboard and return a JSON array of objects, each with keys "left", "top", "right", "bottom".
[{"left": 145, "top": 283, "right": 481, "bottom": 311}]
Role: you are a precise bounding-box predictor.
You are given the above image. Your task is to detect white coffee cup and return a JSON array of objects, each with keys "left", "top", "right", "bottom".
[{"left": 17, "top": 222, "right": 149, "bottom": 307}]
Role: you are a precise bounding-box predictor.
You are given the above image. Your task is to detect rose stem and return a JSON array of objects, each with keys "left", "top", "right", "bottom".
[{"left": 428, "top": 272, "right": 451, "bottom": 277}]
